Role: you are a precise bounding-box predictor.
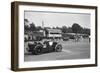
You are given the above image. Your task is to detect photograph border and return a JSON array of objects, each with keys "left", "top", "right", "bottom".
[{"left": 11, "top": 1, "right": 98, "bottom": 71}]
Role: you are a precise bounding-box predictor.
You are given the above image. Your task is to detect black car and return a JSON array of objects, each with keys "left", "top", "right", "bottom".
[{"left": 27, "top": 40, "right": 62, "bottom": 55}]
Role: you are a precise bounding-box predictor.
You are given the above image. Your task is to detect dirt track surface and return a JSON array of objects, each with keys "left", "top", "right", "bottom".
[{"left": 24, "top": 39, "right": 90, "bottom": 61}]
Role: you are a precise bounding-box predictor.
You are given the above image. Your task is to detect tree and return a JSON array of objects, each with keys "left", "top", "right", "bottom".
[
  {"left": 56, "top": 26, "right": 61, "bottom": 29},
  {"left": 44, "top": 27, "right": 51, "bottom": 29},
  {"left": 25, "top": 25, "right": 29, "bottom": 31},
  {"left": 29, "top": 22, "right": 36, "bottom": 31},
  {"left": 83, "top": 28, "right": 90, "bottom": 35},
  {"left": 67, "top": 27, "right": 73, "bottom": 33},
  {"left": 24, "top": 19, "right": 30, "bottom": 31},
  {"left": 24, "top": 19, "right": 28, "bottom": 22},
  {"left": 52, "top": 27, "right": 55, "bottom": 29},
  {"left": 72, "top": 23, "right": 83, "bottom": 34},
  {"left": 44, "top": 28, "right": 49, "bottom": 38},
  {"left": 61, "top": 26, "right": 67, "bottom": 33},
  {"left": 36, "top": 26, "right": 42, "bottom": 31}
]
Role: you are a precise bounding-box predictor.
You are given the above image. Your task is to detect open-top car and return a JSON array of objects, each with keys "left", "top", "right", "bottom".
[{"left": 27, "top": 40, "right": 62, "bottom": 55}]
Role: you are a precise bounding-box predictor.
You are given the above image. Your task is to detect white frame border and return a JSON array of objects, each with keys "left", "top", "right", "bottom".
[{"left": 18, "top": 5, "right": 96, "bottom": 68}]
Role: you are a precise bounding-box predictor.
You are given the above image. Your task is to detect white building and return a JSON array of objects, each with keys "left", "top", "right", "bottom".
[{"left": 46, "top": 29, "right": 62, "bottom": 39}]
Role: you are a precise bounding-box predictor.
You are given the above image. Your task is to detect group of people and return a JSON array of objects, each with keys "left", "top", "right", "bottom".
[{"left": 73, "top": 35, "right": 90, "bottom": 42}]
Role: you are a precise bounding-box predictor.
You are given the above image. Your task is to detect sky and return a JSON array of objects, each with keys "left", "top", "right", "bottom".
[{"left": 24, "top": 11, "right": 90, "bottom": 28}]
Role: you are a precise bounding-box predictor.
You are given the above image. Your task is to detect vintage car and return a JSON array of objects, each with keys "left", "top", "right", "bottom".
[{"left": 27, "top": 40, "right": 62, "bottom": 55}]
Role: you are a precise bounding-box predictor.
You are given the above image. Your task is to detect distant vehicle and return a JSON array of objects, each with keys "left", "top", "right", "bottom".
[
  {"left": 62, "top": 33, "right": 75, "bottom": 40},
  {"left": 27, "top": 40, "right": 62, "bottom": 55},
  {"left": 62, "top": 37, "right": 69, "bottom": 41}
]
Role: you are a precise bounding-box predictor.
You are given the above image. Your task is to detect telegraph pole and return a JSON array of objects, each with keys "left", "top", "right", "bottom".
[
  {"left": 42, "top": 20, "right": 44, "bottom": 29},
  {"left": 42, "top": 20, "right": 45, "bottom": 37}
]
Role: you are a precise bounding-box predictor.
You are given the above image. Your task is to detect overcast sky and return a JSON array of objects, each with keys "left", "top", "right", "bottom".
[{"left": 24, "top": 11, "right": 90, "bottom": 28}]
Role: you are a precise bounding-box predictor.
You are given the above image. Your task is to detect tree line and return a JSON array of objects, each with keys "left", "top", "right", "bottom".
[{"left": 24, "top": 19, "right": 90, "bottom": 35}]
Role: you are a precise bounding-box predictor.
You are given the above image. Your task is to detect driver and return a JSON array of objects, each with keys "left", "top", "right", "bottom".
[{"left": 49, "top": 38, "right": 54, "bottom": 46}]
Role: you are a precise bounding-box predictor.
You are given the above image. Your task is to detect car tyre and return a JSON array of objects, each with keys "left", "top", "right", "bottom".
[
  {"left": 34, "top": 45, "right": 42, "bottom": 55},
  {"left": 55, "top": 44, "right": 62, "bottom": 52}
]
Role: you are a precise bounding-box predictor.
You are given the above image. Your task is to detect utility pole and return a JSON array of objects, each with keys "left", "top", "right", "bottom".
[
  {"left": 42, "top": 20, "right": 44, "bottom": 29},
  {"left": 42, "top": 20, "right": 45, "bottom": 37}
]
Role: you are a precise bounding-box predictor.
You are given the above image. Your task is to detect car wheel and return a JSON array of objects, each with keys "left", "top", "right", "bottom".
[
  {"left": 34, "top": 45, "right": 42, "bottom": 55},
  {"left": 55, "top": 44, "right": 62, "bottom": 52}
]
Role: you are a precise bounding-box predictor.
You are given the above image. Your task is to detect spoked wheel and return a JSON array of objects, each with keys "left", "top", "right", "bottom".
[
  {"left": 55, "top": 44, "right": 62, "bottom": 52},
  {"left": 34, "top": 45, "right": 42, "bottom": 55}
]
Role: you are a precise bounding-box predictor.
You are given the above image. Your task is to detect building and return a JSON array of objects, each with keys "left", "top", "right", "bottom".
[{"left": 45, "top": 29, "right": 62, "bottom": 39}]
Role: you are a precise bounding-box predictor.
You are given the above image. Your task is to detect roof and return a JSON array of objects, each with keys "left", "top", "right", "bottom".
[
  {"left": 62, "top": 33, "right": 88, "bottom": 36},
  {"left": 46, "top": 29, "right": 62, "bottom": 33}
]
